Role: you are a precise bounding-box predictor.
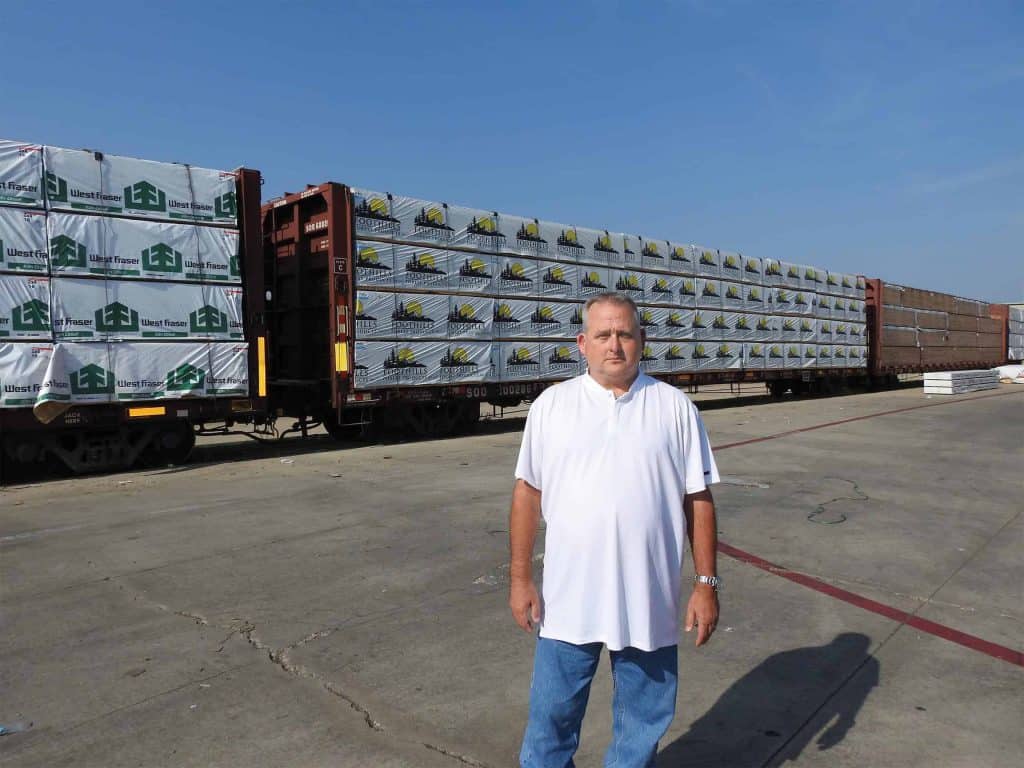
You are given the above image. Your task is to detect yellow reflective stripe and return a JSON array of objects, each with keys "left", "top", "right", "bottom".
[
  {"left": 257, "top": 336, "right": 267, "bottom": 397},
  {"left": 335, "top": 342, "right": 349, "bottom": 373},
  {"left": 128, "top": 406, "right": 166, "bottom": 418}
]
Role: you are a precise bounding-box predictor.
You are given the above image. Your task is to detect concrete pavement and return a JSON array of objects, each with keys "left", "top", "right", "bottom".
[{"left": 1, "top": 385, "right": 1021, "bottom": 767}]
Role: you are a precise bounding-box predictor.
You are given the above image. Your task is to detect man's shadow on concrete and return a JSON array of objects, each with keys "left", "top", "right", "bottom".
[{"left": 659, "top": 632, "right": 879, "bottom": 767}]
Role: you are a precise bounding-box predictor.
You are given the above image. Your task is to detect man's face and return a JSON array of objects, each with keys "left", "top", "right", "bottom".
[{"left": 578, "top": 301, "right": 644, "bottom": 387}]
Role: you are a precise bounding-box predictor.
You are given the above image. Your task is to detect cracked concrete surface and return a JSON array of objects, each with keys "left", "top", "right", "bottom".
[{"left": 1, "top": 386, "right": 1022, "bottom": 767}]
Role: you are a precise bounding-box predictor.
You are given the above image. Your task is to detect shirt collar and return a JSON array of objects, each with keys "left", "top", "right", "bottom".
[{"left": 582, "top": 370, "right": 648, "bottom": 401}]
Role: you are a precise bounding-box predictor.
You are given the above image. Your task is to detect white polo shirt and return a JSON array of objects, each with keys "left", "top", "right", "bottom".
[{"left": 514, "top": 372, "right": 719, "bottom": 651}]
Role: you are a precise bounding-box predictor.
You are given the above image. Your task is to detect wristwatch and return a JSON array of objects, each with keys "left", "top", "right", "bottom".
[{"left": 694, "top": 574, "right": 721, "bottom": 590}]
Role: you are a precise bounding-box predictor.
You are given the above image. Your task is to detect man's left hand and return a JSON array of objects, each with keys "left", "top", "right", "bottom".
[{"left": 684, "top": 586, "right": 719, "bottom": 647}]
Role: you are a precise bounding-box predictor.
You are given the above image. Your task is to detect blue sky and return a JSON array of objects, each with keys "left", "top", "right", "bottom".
[{"left": 2, "top": 0, "right": 1021, "bottom": 301}]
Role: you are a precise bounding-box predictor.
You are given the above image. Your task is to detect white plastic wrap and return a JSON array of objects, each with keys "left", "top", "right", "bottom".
[
  {"left": 0, "top": 207, "right": 48, "bottom": 273},
  {"left": 498, "top": 214, "right": 552, "bottom": 258},
  {"left": 47, "top": 212, "right": 238, "bottom": 281},
  {"left": 577, "top": 227, "right": 615, "bottom": 267},
  {"left": 579, "top": 265, "right": 611, "bottom": 298},
  {"left": 797, "top": 344, "right": 814, "bottom": 369},
  {"left": 744, "top": 284, "right": 767, "bottom": 313},
  {"left": 448, "top": 296, "right": 493, "bottom": 339},
  {"left": 678, "top": 277, "right": 698, "bottom": 309},
  {"left": 354, "top": 341, "right": 391, "bottom": 388},
  {"left": 743, "top": 343, "right": 766, "bottom": 370},
  {"left": 450, "top": 252, "right": 496, "bottom": 294},
  {"left": 493, "top": 299, "right": 535, "bottom": 339},
  {"left": 440, "top": 342, "right": 495, "bottom": 383},
  {"left": 541, "top": 342, "right": 583, "bottom": 380},
  {"left": 499, "top": 342, "right": 542, "bottom": 380},
  {"left": 394, "top": 244, "right": 448, "bottom": 291},
  {"left": 816, "top": 294, "right": 833, "bottom": 319},
  {"left": 711, "top": 312, "right": 732, "bottom": 339},
  {"left": 537, "top": 260, "right": 578, "bottom": 298},
  {"left": 619, "top": 234, "right": 641, "bottom": 267},
  {"left": 206, "top": 342, "right": 250, "bottom": 395},
  {"left": 0, "top": 342, "right": 53, "bottom": 407},
  {"left": 763, "top": 259, "right": 784, "bottom": 286},
  {"left": 733, "top": 313, "right": 757, "bottom": 342},
  {"left": 710, "top": 342, "right": 742, "bottom": 371},
  {"left": 663, "top": 309, "right": 693, "bottom": 337},
  {"left": 640, "top": 238, "right": 667, "bottom": 272},
  {"left": 351, "top": 189, "right": 401, "bottom": 239},
  {"left": 612, "top": 269, "right": 646, "bottom": 302},
  {"left": 44, "top": 145, "right": 236, "bottom": 223},
  {"left": 696, "top": 247, "right": 719, "bottom": 278},
  {"left": 801, "top": 266, "right": 824, "bottom": 293},
  {"left": 392, "top": 292, "right": 448, "bottom": 339},
  {"left": 355, "top": 241, "right": 396, "bottom": 288},
  {"left": 355, "top": 290, "right": 396, "bottom": 338},
  {"left": 530, "top": 301, "right": 574, "bottom": 338},
  {"left": 817, "top": 319, "right": 834, "bottom": 347},
  {"left": 107, "top": 342, "right": 213, "bottom": 400},
  {"left": 37, "top": 341, "right": 114, "bottom": 406},
  {"left": 391, "top": 195, "right": 456, "bottom": 246},
  {"left": 719, "top": 251, "right": 743, "bottom": 281},
  {"left": 52, "top": 278, "right": 240, "bottom": 341},
  {"left": 722, "top": 281, "right": 744, "bottom": 310},
  {"left": 646, "top": 274, "right": 683, "bottom": 304},
  {"left": 383, "top": 342, "right": 445, "bottom": 386},
  {"left": 639, "top": 342, "right": 670, "bottom": 374},
  {"left": 0, "top": 140, "right": 43, "bottom": 207},
  {"left": 665, "top": 342, "right": 692, "bottom": 372},
  {"left": 781, "top": 262, "right": 801, "bottom": 289},
  {"left": 497, "top": 255, "right": 539, "bottom": 296},
  {"left": 690, "top": 310, "right": 713, "bottom": 340},
  {"left": 697, "top": 279, "right": 722, "bottom": 309},
  {"left": 793, "top": 291, "right": 815, "bottom": 316},
  {"left": 638, "top": 306, "right": 668, "bottom": 339},
  {"left": 832, "top": 345, "right": 848, "bottom": 368},
  {"left": 765, "top": 343, "right": 785, "bottom": 369},
  {"left": 742, "top": 256, "right": 763, "bottom": 285},
  {"left": 0, "top": 275, "right": 51, "bottom": 339}
]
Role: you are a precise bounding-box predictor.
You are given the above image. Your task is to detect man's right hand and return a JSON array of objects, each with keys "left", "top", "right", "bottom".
[{"left": 509, "top": 578, "right": 542, "bottom": 632}]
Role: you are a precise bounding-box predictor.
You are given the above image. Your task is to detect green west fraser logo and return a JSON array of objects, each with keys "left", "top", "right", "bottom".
[
  {"left": 46, "top": 172, "right": 68, "bottom": 203},
  {"left": 12, "top": 299, "right": 49, "bottom": 332},
  {"left": 70, "top": 363, "right": 115, "bottom": 395},
  {"left": 166, "top": 363, "right": 206, "bottom": 392},
  {"left": 124, "top": 181, "right": 167, "bottom": 213},
  {"left": 190, "top": 305, "right": 228, "bottom": 334},
  {"left": 142, "top": 242, "right": 183, "bottom": 273},
  {"left": 51, "top": 235, "right": 87, "bottom": 268},
  {"left": 96, "top": 302, "right": 139, "bottom": 332},
  {"left": 215, "top": 191, "right": 237, "bottom": 219}
]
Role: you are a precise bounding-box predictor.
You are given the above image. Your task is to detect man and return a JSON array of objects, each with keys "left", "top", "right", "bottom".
[{"left": 509, "top": 292, "right": 721, "bottom": 768}]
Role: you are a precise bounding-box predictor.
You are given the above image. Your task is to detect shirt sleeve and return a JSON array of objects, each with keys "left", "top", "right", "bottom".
[
  {"left": 681, "top": 403, "right": 720, "bottom": 495},
  {"left": 514, "top": 397, "right": 544, "bottom": 490}
]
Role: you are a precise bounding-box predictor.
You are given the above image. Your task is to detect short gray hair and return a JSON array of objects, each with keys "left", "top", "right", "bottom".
[{"left": 581, "top": 292, "right": 642, "bottom": 333}]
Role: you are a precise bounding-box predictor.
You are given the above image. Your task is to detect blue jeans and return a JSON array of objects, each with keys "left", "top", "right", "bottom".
[{"left": 520, "top": 637, "right": 678, "bottom": 768}]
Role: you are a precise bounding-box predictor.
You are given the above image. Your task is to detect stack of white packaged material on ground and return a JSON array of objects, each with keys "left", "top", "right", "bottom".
[{"left": 923, "top": 369, "right": 999, "bottom": 395}]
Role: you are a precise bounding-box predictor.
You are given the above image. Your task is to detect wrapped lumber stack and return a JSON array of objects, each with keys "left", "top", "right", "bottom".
[
  {"left": 923, "top": 369, "right": 999, "bottom": 395},
  {"left": 348, "top": 188, "right": 867, "bottom": 386},
  {"left": 0, "top": 138, "right": 247, "bottom": 413},
  {"left": 879, "top": 283, "right": 1004, "bottom": 371},
  {"left": 1009, "top": 306, "right": 1023, "bottom": 362}
]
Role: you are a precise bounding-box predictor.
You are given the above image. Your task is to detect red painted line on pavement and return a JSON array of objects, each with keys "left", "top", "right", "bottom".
[
  {"left": 717, "top": 542, "right": 1024, "bottom": 668},
  {"left": 715, "top": 389, "right": 1021, "bottom": 451}
]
